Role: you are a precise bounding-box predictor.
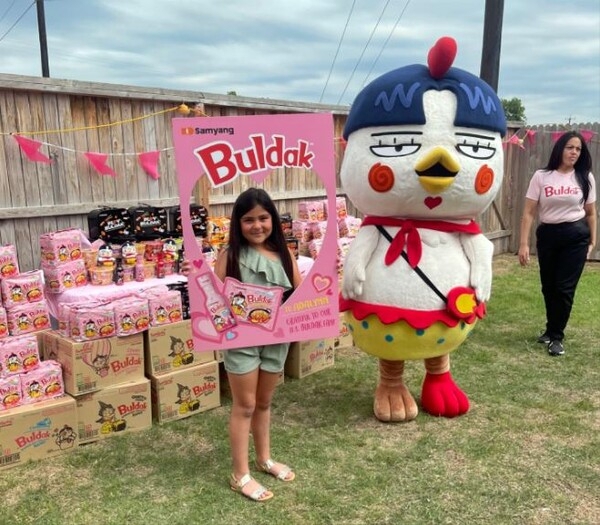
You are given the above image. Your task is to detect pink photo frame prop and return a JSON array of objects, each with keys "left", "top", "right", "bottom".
[{"left": 171, "top": 113, "right": 339, "bottom": 351}]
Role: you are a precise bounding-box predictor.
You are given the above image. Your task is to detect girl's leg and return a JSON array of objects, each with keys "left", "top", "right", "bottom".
[
  {"left": 251, "top": 369, "right": 281, "bottom": 465},
  {"left": 227, "top": 368, "right": 260, "bottom": 480}
]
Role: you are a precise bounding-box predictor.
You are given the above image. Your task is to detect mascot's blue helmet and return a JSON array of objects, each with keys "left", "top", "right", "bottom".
[{"left": 343, "top": 37, "right": 506, "bottom": 140}]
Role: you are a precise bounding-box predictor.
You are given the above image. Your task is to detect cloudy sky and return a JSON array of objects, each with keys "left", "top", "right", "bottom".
[{"left": 0, "top": 0, "right": 598, "bottom": 125}]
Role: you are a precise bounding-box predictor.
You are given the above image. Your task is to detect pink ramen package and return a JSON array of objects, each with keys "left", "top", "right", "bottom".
[
  {"left": 44, "top": 259, "right": 88, "bottom": 293},
  {"left": 113, "top": 297, "right": 151, "bottom": 336},
  {"left": 1, "top": 270, "right": 45, "bottom": 308},
  {"left": 0, "top": 306, "right": 8, "bottom": 339},
  {"left": 6, "top": 301, "right": 51, "bottom": 336},
  {"left": 20, "top": 360, "right": 64, "bottom": 404},
  {"left": 69, "top": 303, "right": 115, "bottom": 341},
  {"left": 0, "top": 334, "right": 40, "bottom": 376},
  {"left": 0, "top": 244, "right": 19, "bottom": 279},
  {"left": 223, "top": 277, "right": 283, "bottom": 331},
  {"left": 0, "top": 374, "right": 21, "bottom": 410},
  {"left": 40, "top": 228, "right": 83, "bottom": 267},
  {"left": 147, "top": 289, "right": 183, "bottom": 326}
]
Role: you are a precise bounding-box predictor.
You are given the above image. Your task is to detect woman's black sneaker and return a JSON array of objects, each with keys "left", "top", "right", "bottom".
[
  {"left": 548, "top": 340, "right": 565, "bottom": 356},
  {"left": 537, "top": 333, "right": 551, "bottom": 344}
]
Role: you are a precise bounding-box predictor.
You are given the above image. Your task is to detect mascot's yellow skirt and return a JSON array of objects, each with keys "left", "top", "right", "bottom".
[{"left": 344, "top": 312, "right": 476, "bottom": 361}]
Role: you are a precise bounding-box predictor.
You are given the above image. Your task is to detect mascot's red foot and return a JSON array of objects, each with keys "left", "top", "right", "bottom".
[{"left": 421, "top": 371, "right": 469, "bottom": 418}]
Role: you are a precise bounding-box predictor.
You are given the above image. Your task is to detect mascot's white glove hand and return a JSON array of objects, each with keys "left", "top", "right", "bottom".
[
  {"left": 341, "top": 227, "right": 378, "bottom": 300},
  {"left": 461, "top": 233, "right": 494, "bottom": 302}
]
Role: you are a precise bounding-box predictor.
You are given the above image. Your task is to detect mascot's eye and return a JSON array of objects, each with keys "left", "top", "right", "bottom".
[
  {"left": 455, "top": 141, "right": 496, "bottom": 160},
  {"left": 370, "top": 142, "right": 421, "bottom": 158}
]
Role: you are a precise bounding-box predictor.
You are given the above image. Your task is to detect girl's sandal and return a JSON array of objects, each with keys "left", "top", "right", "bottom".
[
  {"left": 256, "top": 459, "right": 296, "bottom": 482},
  {"left": 229, "top": 473, "right": 273, "bottom": 502}
]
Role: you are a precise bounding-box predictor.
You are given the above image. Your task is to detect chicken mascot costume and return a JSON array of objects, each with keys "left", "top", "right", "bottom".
[{"left": 340, "top": 36, "right": 506, "bottom": 422}]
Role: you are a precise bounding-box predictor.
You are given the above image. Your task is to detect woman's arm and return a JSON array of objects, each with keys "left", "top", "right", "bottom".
[
  {"left": 584, "top": 201, "right": 597, "bottom": 258},
  {"left": 518, "top": 198, "right": 538, "bottom": 266}
]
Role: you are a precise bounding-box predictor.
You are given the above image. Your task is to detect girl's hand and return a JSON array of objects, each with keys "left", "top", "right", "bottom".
[{"left": 180, "top": 258, "right": 191, "bottom": 276}]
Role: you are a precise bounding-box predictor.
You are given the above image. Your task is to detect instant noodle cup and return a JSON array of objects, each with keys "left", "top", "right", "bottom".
[
  {"left": 82, "top": 248, "right": 99, "bottom": 270},
  {"left": 89, "top": 267, "right": 114, "bottom": 286},
  {"left": 143, "top": 261, "right": 156, "bottom": 279}
]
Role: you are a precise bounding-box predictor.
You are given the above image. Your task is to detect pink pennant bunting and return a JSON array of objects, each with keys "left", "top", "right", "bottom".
[
  {"left": 508, "top": 134, "right": 524, "bottom": 149},
  {"left": 525, "top": 130, "right": 537, "bottom": 147},
  {"left": 13, "top": 134, "right": 52, "bottom": 164},
  {"left": 84, "top": 152, "right": 117, "bottom": 177},
  {"left": 580, "top": 130, "right": 596, "bottom": 143},
  {"left": 551, "top": 131, "right": 564, "bottom": 143},
  {"left": 137, "top": 151, "right": 161, "bottom": 180}
]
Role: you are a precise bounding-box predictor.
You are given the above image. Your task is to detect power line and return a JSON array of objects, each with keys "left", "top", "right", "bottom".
[
  {"left": 0, "top": 0, "right": 19, "bottom": 26},
  {"left": 336, "top": 0, "right": 393, "bottom": 105},
  {"left": 0, "top": 0, "right": 35, "bottom": 44},
  {"left": 359, "top": 0, "right": 411, "bottom": 90},
  {"left": 319, "top": 0, "right": 357, "bottom": 104}
]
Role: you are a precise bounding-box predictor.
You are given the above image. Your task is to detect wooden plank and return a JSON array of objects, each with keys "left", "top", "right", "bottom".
[
  {"left": 108, "top": 98, "right": 128, "bottom": 205},
  {"left": 119, "top": 100, "right": 139, "bottom": 203},
  {"left": 96, "top": 97, "right": 117, "bottom": 203},
  {"left": 0, "top": 91, "right": 16, "bottom": 208},
  {"left": 70, "top": 96, "right": 95, "bottom": 204},
  {"left": 83, "top": 96, "right": 104, "bottom": 202}
]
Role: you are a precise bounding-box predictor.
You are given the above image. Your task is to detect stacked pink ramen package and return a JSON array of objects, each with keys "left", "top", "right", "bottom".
[
  {"left": 337, "top": 216, "right": 362, "bottom": 238},
  {"left": 40, "top": 228, "right": 88, "bottom": 293},
  {"left": 145, "top": 288, "right": 183, "bottom": 326},
  {"left": 0, "top": 334, "right": 40, "bottom": 376},
  {"left": 223, "top": 277, "right": 284, "bottom": 331},
  {"left": 0, "top": 244, "right": 19, "bottom": 279},
  {"left": 19, "top": 360, "right": 64, "bottom": 404},
  {"left": 322, "top": 196, "right": 348, "bottom": 220},
  {"left": 1, "top": 269, "right": 45, "bottom": 308},
  {"left": 68, "top": 303, "right": 116, "bottom": 341},
  {"left": 298, "top": 200, "right": 325, "bottom": 221},
  {"left": 0, "top": 306, "right": 8, "bottom": 339},
  {"left": 113, "top": 296, "right": 150, "bottom": 336}
]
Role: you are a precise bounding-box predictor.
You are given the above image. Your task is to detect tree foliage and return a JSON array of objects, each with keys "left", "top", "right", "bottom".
[{"left": 502, "top": 97, "right": 526, "bottom": 123}]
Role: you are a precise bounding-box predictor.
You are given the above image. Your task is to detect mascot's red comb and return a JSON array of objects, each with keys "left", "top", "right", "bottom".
[{"left": 427, "top": 36, "right": 457, "bottom": 79}]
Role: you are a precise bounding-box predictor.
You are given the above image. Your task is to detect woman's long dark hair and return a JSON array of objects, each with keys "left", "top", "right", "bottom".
[
  {"left": 543, "top": 130, "right": 593, "bottom": 204},
  {"left": 225, "top": 188, "right": 295, "bottom": 297}
]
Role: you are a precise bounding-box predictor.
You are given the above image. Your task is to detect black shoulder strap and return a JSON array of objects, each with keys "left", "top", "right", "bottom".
[{"left": 375, "top": 225, "right": 447, "bottom": 304}]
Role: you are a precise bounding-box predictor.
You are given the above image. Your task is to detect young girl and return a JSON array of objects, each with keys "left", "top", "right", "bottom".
[{"left": 215, "top": 188, "right": 301, "bottom": 502}]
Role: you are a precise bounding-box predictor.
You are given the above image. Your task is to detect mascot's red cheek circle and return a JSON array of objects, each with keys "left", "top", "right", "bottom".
[
  {"left": 474, "top": 165, "right": 494, "bottom": 195},
  {"left": 368, "top": 163, "right": 394, "bottom": 192}
]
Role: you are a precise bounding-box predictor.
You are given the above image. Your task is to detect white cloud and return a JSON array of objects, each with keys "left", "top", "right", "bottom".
[{"left": 0, "top": 0, "right": 598, "bottom": 124}]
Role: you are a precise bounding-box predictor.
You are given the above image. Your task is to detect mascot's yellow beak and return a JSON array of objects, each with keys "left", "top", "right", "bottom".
[{"left": 415, "top": 146, "right": 460, "bottom": 194}]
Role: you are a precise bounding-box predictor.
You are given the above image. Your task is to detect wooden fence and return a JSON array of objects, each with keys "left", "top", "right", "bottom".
[{"left": 0, "top": 73, "right": 598, "bottom": 272}]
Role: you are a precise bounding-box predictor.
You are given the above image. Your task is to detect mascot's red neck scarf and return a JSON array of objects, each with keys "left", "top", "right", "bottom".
[{"left": 362, "top": 216, "right": 481, "bottom": 268}]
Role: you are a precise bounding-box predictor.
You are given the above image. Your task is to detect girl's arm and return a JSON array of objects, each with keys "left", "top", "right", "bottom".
[
  {"left": 289, "top": 250, "right": 302, "bottom": 288},
  {"left": 214, "top": 248, "right": 228, "bottom": 281}
]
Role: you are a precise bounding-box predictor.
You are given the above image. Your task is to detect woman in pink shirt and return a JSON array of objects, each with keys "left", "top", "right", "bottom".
[{"left": 518, "top": 131, "right": 597, "bottom": 356}]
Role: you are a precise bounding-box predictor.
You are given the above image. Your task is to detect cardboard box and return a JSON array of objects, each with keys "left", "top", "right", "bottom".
[
  {"left": 40, "top": 331, "right": 144, "bottom": 396},
  {"left": 218, "top": 362, "right": 283, "bottom": 398},
  {"left": 0, "top": 395, "right": 78, "bottom": 470},
  {"left": 150, "top": 361, "right": 220, "bottom": 424},
  {"left": 285, "top": 338, "right": 335, "bottom": 379},
  {"left": 144, "top": 320, "right": 215, "bottom": 376},
  {"left": 75, "top": 377, "right": 152, "bottom": 444},
  {"left": 335, "top": 313, "right": 354, "bottom": 349}
]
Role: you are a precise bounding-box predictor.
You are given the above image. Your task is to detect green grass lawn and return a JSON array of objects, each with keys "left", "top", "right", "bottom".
[{"left": 2, "top": 254, "right": 599, "bottom": 525}]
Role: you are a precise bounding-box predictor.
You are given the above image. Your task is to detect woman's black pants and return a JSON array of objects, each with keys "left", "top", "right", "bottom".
[{"left": 536, "top": 219, "right": 590, "bottom": 342}]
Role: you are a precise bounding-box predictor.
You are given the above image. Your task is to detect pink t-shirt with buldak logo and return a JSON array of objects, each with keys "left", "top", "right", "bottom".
[{"left": 525, "top": 169, "right": 596, "bottom": 224}]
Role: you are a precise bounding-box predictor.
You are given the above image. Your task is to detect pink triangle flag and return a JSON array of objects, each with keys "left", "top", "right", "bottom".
[
  {"left": 84, "top": 152, "right": 117, "bottom": 177},
  {"left": 137, "top": 151, "right": 161, "bottom": 180},
  {"left": 525, "top": 130, "right": 537, "bottom": 147},
  {"left": 551, "top": 131, "right": 564, "bottom": 143},
  {"left": 580, "top": 130, "right": 596, "bottom": 143},
  {"left": 13, "top": 134, "right": 52, "bottom": 164}
]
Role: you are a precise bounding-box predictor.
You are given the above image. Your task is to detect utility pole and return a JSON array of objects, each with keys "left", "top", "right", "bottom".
[
  {"left": 480, "top": 0, "right": 504, "bottom": 92},
  {"left": 36, "top": 0, "right": 50, "bottom": 77}
]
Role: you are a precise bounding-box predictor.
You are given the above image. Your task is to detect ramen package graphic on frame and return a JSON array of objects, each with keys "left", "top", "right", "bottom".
[{"left": 223, "top": 278, "right": 283, "bottom": 331}]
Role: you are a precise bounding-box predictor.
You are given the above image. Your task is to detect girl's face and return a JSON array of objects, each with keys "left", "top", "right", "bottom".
[
  {"left": 560, "top": 137, "right": 582, "bottom": 170},
  {"left": 240, "top": 205, "right": 273, "bottom": 247}
]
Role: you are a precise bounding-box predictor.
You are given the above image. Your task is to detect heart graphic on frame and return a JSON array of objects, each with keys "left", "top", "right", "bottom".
[
  {"left": 190, "top": 312, "right": 221, "bottom": 343},
  {"left": 312, "top": 274, "right": 332, "bottom": 293},
  {"left": 193, "top": 259, "right": 204, "bottom": 269}
]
